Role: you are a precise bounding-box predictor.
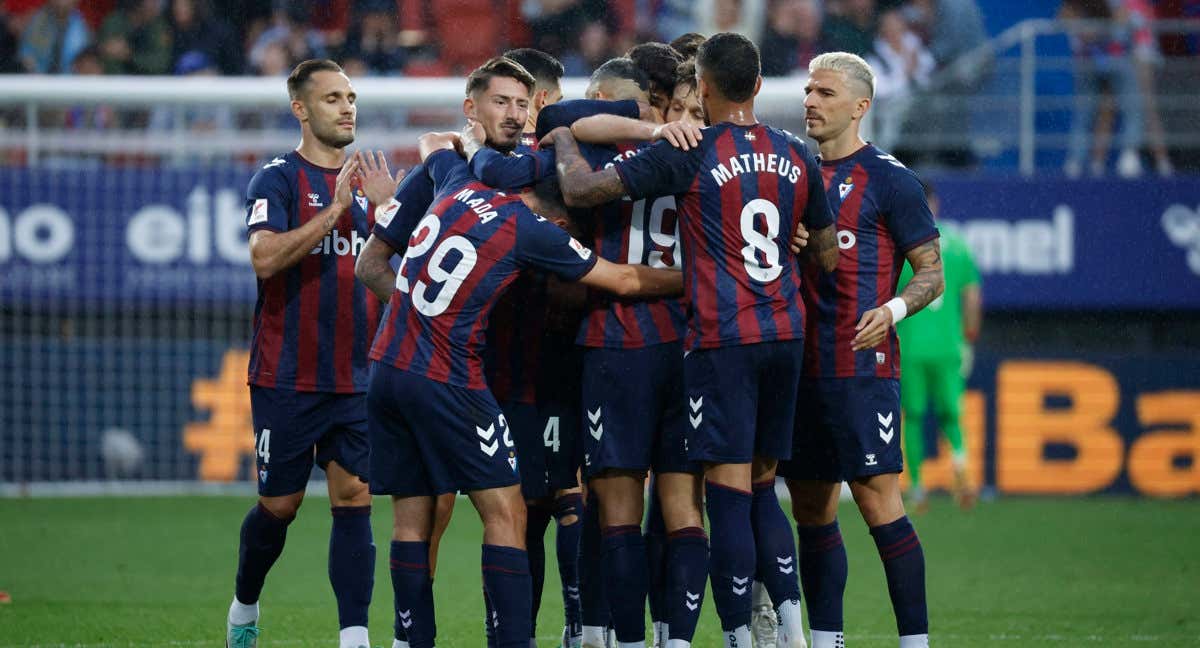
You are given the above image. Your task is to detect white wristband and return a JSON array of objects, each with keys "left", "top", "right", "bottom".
[{"left": 883, "top": 297, "right": 908, "bottom": 325}]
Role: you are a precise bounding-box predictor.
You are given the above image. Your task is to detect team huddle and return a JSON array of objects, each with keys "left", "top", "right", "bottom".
[{"left": 228, "top": 30, "right": 945, "bottom": 648}]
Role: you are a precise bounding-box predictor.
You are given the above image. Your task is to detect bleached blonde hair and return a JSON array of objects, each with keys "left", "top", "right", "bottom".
[{"left": 808, "top": 52, "right": 876, "bottom": 99}]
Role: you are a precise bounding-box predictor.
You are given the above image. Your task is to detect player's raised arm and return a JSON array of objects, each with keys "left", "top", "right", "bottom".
[
  {"left": 248, "top": 155, "right": 360, "bottom": 280},
  {"left": 354, "top": 235, "right": 396, "bottom": 303},
  {"left": 548, "top": 127, "right": 629, "bottom": 207},
  {"left": 568, "top": 114, "right": 703, "bottom": 151},
  {"left": 417, "top": 131, "right": 463, "bottom": 162}
]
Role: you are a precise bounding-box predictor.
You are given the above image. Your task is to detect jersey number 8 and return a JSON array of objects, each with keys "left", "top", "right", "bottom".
[
  {"left": 395, "top": 213, "right": 479, "bottom": 317},
  {"left": 740, "top": 198, "right": 783, "bottom": 283}
]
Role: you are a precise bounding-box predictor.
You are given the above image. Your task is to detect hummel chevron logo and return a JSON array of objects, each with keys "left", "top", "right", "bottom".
[
  {"left": 588, "top": 407, "right": 604, "bottom": 440},
  {"left": 590, "top": 424, "right": 604, "bottom": 441},
  {"left": 877, "top": 411, "right": 895, "bottom": 443},
  {"left": 588, "top": 407, "right": 602, "bottom": 424},
  {"left": 777, "top": 555, "right": 794, "bottom": 574},
  {"left": 399, "top": 609, "right": 413, "bottom": 629},
  {"left": 732, "top": 576, "right": 749, "bottom": 595},
  {"left": 690, "top": 396, "right": 703, "bottom": 411},
  {"left": 685, "top": 590, "right": 700, "bottom": 611},
  {"left": 567, "top": 585, "right": 580, "bottom": 600},
  {"left": 689, "top": 397, "right": 704, "bottom": 429},
  {"left": 477, "top": 424, "right": 499, "bottom": 456}
]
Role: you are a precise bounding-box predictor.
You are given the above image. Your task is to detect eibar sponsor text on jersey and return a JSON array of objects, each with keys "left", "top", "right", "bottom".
[
  {"left": 710, "top": 152, "right": 802, "bottom": 187},
  {"left": 310, "top": 229, "right": 366, "bottom": 256}
]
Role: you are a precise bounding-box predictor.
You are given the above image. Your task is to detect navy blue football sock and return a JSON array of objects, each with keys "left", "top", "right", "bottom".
[
  {"left": 526, "top": 502, "right": 554, "bottom": 636},
  {"left": 390, "top": 541, "right": 435, "bottom": 648},
  {"left": 797, "top": 520, "right": 848, "bottom": 633},
  {"left": 579, "top": 491, "right": 609, "bottom": 630},
  {"left": 644, "top": 492, "right": 668, "bottom": 626},
  {"left": 235, "top": 502, "right": 293, "bottom": 605},
  {"left": 602, "top": 524, "right": 648, "bottom": 643},
  {"left": 484, "top": 584, "right": 497, "bottom": 648},
  {"left": 870, "top": 516, "right": 928, "bottom": 637},
  {"left": 482, "top": 544, "right": 533, "bottom": 648},
  {"left": 750, "top": 481, "right": 802, "bottom": 607},
  {"left": 554, "top": 493, "right": 584, "bottom": 634},
  {"left": 328, "top": 505, "right": 374, "bottom": 629},
  {"left": 666, "top": 526, "right": 708, "bottom": 642},
  {"left": 705, "top": 481, "right": 755, "bottom": 632}
]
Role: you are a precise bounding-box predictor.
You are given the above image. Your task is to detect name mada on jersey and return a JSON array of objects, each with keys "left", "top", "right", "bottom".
[
  {"left": 453, "top": 187, "right": 500, "bottom": 224},
  {"left": 710, "top": 153, "right": 802, "bottom": 188}
]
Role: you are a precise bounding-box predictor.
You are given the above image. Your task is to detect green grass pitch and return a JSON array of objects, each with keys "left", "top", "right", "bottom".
[{"left": 1, "top": 495, "right": 1197, "bottom": 647}]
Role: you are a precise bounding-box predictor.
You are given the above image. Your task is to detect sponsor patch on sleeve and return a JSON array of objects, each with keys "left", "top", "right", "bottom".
[
  {"left": 249, "top": 198, "right": 269, "bottom": 226},
  {"left": 568, "top": 236, "right": 592, "bottom": 260},
  {"left": 376, "top": 199, "right": 401, "bottom": 228}
]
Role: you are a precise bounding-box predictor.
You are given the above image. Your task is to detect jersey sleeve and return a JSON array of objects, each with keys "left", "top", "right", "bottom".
[
  {"left": 886, "top": 170, "right": 939, "bottom": 254},
  {"left": 245, "top": 165, "right": 291, "bottom": 235},
  {"left": 535, "top": 99, "right": 641, "bottom": 140},
  {"left": 798, "top": 144, "right": 834, "bottom": 230},
  {"left": 373, "top": 162, "right": 434, "bottom": 250},
  {"left": 514, "top": 209, "right": 599, "bottom": 282},
  {"left": 613, "top": 139, "right": 701, "bottom": 201},
  {"left": 426, "top": 149, "right": 474, "bottom": 194},
  {"left": 469, "top": 148, "right": 557, "bottom": 190}
]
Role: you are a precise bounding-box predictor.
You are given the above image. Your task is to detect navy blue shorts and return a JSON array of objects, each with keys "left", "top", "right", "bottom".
[
  {"left": 368, "top": 363, "right": 520, "bottom": 497},
  {"left": 505, "top": 399, "right": 581, "bottom": 500},
  {"left": 777, "top": 377, "right": 903, "bottom": 482},
  {"left": 683, "top": 339, "right": 804, "bottom": 464},
  {"left": 580, "top": 343, "right": 697, "bottom": 479},
  {"left": 249, "top": 386, "right": 369, "bottom": 497}
]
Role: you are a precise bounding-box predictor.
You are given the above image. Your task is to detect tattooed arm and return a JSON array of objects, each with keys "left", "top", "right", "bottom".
[
  {"left": 789, "top": 222, "right": 839, "bottom": 273},
  {"left": 851, "top": 238, "right": 944, "bottom": 351},
  {"left": 547, "top": 127, "right": 628, "bottom": 208}
]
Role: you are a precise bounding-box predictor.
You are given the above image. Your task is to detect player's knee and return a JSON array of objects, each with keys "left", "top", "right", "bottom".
[
  {"left": 260, "top": 492, "right": 304, "bottom": 520},
  {"left": 329, "top": 480, "right": 370, "bottom": 507},
  {"left": 786, "top": 480, "right": 838, "bottom": 525}
]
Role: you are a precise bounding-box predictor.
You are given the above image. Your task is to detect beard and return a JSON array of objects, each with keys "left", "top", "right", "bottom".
[{"left": 313, "top": 120, "right": 355, "bottom": 149}]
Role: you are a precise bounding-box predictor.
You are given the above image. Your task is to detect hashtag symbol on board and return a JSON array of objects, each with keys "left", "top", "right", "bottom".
[{"left": 182, "top": 350, "right": 254, "bottom": 481}]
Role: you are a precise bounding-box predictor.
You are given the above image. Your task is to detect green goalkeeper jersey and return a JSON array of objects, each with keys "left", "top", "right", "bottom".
[{"left": 896, "top": 226, "right": 980, "bottom": 361}]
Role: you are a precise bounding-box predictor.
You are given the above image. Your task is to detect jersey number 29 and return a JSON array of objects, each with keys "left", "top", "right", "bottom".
[{"left": 396, "top": 214, "right": 479, "bottom": 316}]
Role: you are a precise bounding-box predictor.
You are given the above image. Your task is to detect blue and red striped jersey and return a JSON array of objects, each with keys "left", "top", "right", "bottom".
[
  {"left": 575, "top": 141, "right": 687, "bottom": 349},
  {"left": 614, "top": 122, "right": 833, "bottom": 350},
  {"left": 244, "top": 150, "right": 381, "bottom": 393},
  {"left": 370, "top": 150, "right": 598, "bottom": 390},
  {"left": 801, "top": 144, "right": 938, "bottom": 379}
]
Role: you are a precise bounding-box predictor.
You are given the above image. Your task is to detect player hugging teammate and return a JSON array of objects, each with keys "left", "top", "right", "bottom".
[{"left": 230, "top": 34, "right": 943, "bottom": 648}]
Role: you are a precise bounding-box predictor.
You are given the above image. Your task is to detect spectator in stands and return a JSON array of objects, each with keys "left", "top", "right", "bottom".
[
  {"left": 522, "top": 0, "right": 606, "bottom": 60},
  {"left": 903, "top": 0, "right": 987, "bottom": 167},
  {"left": 338, "top": 0, "right": 406, "bottom": 75},
  {"left": 148, "top": 51, "right": 234, "bottom": 136},
  {"left": 1118, "top": 0, "right": 1173, "bottom": 175},
  {"left": 822, "top": 0, "right": 877, "bottom": 56},
  {"left": 0, "top": 6, "right": 22, "bottom": 73},
  {"left": 1060, "top": 0, "right": 1145, "bottom": 177},
  {"left": 18, "top": 0, "right": 91, "bottom": 74},
  {"left": 866, "top": 9, "right": 935, "bottom": 150},
  {"left": 247, "top": 4, "right": 326, "bottom": 78},
  {"left": 694, "top": 0, "right": 767, "bottom": 44},
  {"left": 398, "top": 0, "right": 505, "bottom": 74},
  {"left": 97, "top": 0, "right": 172, "bottom": 75},
  {"left": 759, "top": 0, "right": 826, "bottom": 76},
  {"left": 63, "top": 45, "right": 117, "bottom": 132},
  {"left": 561, "top": 20, "right": 616, "bottom": 75},
  {"left": 168, "top": 0, "right": 241, "bottom": 75}
]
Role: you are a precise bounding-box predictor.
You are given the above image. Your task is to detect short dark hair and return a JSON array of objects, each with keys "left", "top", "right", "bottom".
[
  {"left": 626, "top": 42, "right": 684, "bottom": 99},
  {"left": 287, "top": 59, "right": 344, "bottom": 100},
  {"left": 696, "top": 33, "right": 761, "bottom": 103},
  {"left": 590, "top": 57, "right": 649, "bottom": 92},
  {"left": 465, "top": 56, "right": 537, "bottom": 97},
  {"left": 502, "top": 48, "right": 565, "bottom": 89},
  {"left": 675, "top": 60, "right": 698, "bottom": 92},
  {"left": 669, "top": 33, "right": 706, "bottom": 60}
]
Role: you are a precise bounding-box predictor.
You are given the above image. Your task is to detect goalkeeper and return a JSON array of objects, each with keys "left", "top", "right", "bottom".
[{"left": 896, "top": 183, "right": 981, "bottom": 512}]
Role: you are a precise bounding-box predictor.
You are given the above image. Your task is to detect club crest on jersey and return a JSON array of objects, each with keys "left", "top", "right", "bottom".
[
  {"left": 258, "top": 469, "right": 268, "bottom": 482},
  {"left": 508, "top": 452, "right": 518, "bottom": 474},
  {"left": 354, "top": 189, "right": 368, "bottom": 213},
  {"left": 307, "top": 192, "right": 323, "bottom": 207},
  {"left": 838, "top": 177, "right": 854, "bottom": 201}
]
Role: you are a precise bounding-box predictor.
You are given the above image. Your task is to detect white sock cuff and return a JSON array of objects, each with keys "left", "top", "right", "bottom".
[
  {"left": 810, "top": 629, "right": 845, "bottom": 648},
  {"left": 666, "top": 640, "right": 691, "bottom": 648},
  {"left": 899, "top": 634, "right": 930, "bottom": 648},
  {"left": 392, "top": 640, "right": 411, "bottom": 648},
  {"left": 339, "top": 625, "right": 369, "bottom": 648},
  {"left": 228, "top": 598, "right": 259, "bottom": 625}
]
